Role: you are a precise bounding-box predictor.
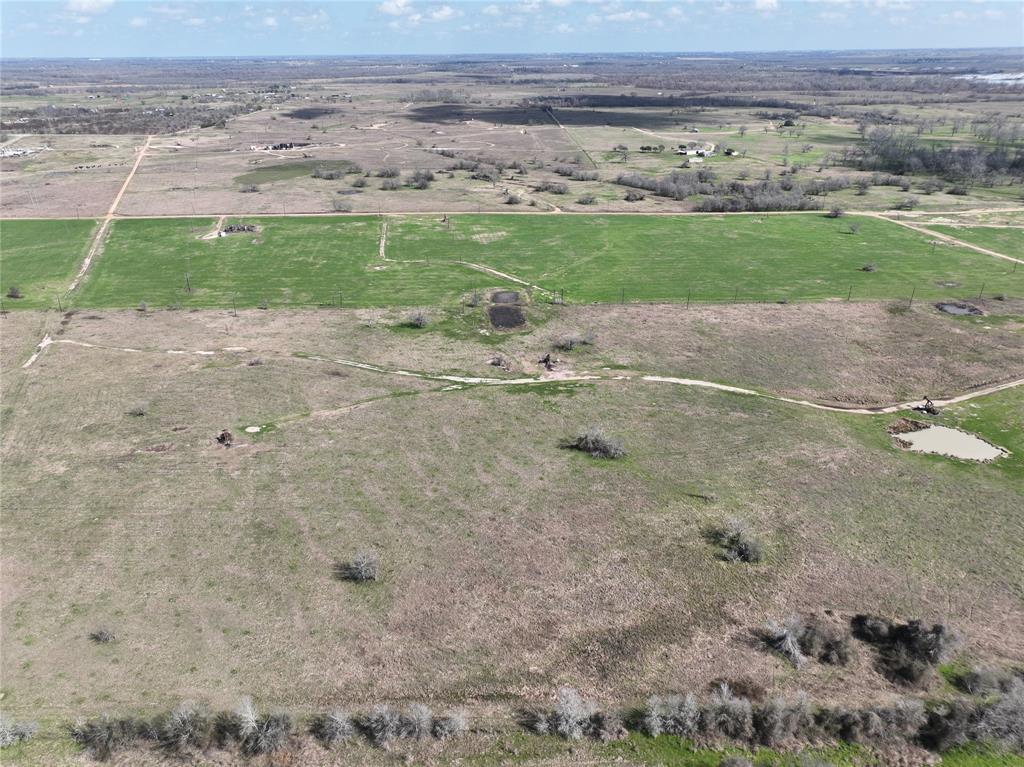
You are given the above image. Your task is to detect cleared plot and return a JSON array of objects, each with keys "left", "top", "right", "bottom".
[
  {"left": 925, "top": 225, "right": 1024, "bottom": 258},
  {"left": 0, "top": 219, "right": 97, "bottom": 308},
  {"left": 0, "top": 312, "right": 1020, "bottom": 719},
  {"left": 390, "top": 214, "right": 1024, "bottom": 302},
  {"left": 74, "top": 216, "right": 515, "bottom": 308}
]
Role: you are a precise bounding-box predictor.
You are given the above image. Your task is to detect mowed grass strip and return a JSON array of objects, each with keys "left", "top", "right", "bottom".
[
  {"left": 389, "top": 214, "right": 1024, "bottom": 302},
  {"left": 0, "top": 219, "right": 97, "bottom": 309},
  {"left": 926, "top": 225, "right": 1024, "bottom": 259},
  {"left": 75, "top": 216, "right": 514, "bottom": 308}
]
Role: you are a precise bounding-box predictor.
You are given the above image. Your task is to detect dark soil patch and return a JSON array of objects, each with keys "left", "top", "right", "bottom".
[
  {"left": 488, "top": 305, "right": 526, "bottom": 329},
  {"left": 936, "top": 302, "right": 983, "bottom": 316},
  {"left": 491, "top": 290, "right": 521, "bottom": 304},
  {"left": 284, "top": 107, "right": 341, "bottom": 120}
]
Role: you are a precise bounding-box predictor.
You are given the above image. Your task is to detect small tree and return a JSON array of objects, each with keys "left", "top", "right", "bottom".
[{"left": 5, "top": 286, "right": 22, "bottom": 299}]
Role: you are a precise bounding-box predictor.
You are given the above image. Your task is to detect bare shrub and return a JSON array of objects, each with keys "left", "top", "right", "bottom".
[
  {"left": 380, "top": 178, "right": 401, "bottom": 191},
  {"left": 331, "top": 199, "right": 353, "bottom": 212},
  {"left": 797, "top": 617, "right": 854, "bottom": 665},
  {"left": 432, "top": 710, "right": 468, "bottom": 740},
  {"left": 754, "top": 692, "right": 814, "bottom": 746},
  {"left": 826, "top": 206, "right": 845, "bottom": 218},
  {"left": 643, "top": 693, "right": 700, "bottom": 738},
  {"left": 572, "top": 170, "right": 599, "bottom": 181},
  {"left": 576, "top": 194, "right": 597, "bottom": 205},
  {"left": 548, "top": 687, "right": 597, "bottom": 740},
  {"left": 505, "top": 193, "right": 522, "bottom": 205},
  {"left": 851, "top": 615, "right": 958, "bottom": 686},
  {"left": 403, "top": 309, "right": 429, "bottom": 328},
  {"left": 624, "top": 190, "right": 646, "bottom": 202},
  {"left": 335, "top": 550, "right": 380, "bottom": 582},
  {"left": 710, "top": 519, "right": 764, "bottom": 563},
  {"left": 553, "top": 332, "right": 593, "bottom": 351},
  {"left": 0, "top": 715, "right": 38, "bottom": 748},
  {"left": 765, "top": 616, "right": 806, "bottom": 667},
  {"left": 565, "top": 427, "right": 625, "bottom": 459},
  {"left": 703, "top": 684, "right": 754, "bottom": 741},
  {"left": 137, "top": 301, "right": 147, "bottom": 313},
  {"left": 975, "top": 680, "right": 1024, "bottom": 751},
  {"left": 70, "top": 717, "right": 145, "bottom": 760},
  {"left": 5, "top": 286, "right": 22, "bottom": 299},
  {"left": 239, "top": 184, "right": 260, "bottom": 193},
  {"left": 89, "top": 628, "right": 116, "bottom": 644},
  {"left": 377, "top": 166, "right": 400, "bottom": 178},
  {"left": 400, "top": 704, "right": 433, "bottom": 740},
  {"left": 226, "top": 698, "right": 291, "bottom": 756},
  {"left": 363, "top": 705, "right": 403, "bottom": 747},
  {"left": 126, "top": 406, "right": 146, "bottom": 417},
  {"left": 719, "top": 758, "right": 754, "bottom": 767},
  {"left": 536, "top": 181, "right": 568, "bottom": 194},
  {"left": 247, "top": 358, "right": 264, "bottom": 367},
  {"left": 310, "top": 708, "right": 356, "bottom": 746},
  {"left": 409, "top": 169, "right": 434, "bottom": 189},
  {"left": 351, "top": 177, "right": 367, "bottom": 188},
  {"left": 959, "top": 665, "right": 1019, "bottom": 696},
  {"left": 155, "top": 701, "right": 211, "bottom": 753}
]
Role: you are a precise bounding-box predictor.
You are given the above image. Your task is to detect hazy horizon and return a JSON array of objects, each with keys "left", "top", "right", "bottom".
[{"left": 2, "top": 0, "right": 1022, "bottom": 60}]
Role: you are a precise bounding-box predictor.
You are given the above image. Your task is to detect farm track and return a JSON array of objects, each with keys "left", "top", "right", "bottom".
[
  {"left": 66, "top": 134, "right": 153, "bottom": 295},
  {"left": 377, "top": 216, "right": 553, "bottom": 295},
  {"left": 20, "top": 336, "right": 1024, "bottom": 418},
  {"left": 866, "top": 212, "right": 1024, "bottom": 265}
]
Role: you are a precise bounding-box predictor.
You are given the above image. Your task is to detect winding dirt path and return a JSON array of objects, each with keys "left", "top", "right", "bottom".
[
  {"left": 24, "top": 335, "right": 1019, "bottom": 417},
  {"left": 377, "top": 215, "right": 552, "bottom": 294}
]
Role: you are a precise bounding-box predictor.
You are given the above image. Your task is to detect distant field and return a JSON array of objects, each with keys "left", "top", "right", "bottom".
[
  {"left": 926, "top": 225, "right": 1024, "bottom": 259},
  {"left": 233, "top": 159, "right": 361, "bottom": 186},
  {"left": 0, "top": 219, "right": 96, "bottom": 309},
  {"left": 389, "top": 214, "right": 1024, "bottom": 303},
  {"left": 8, "top": 214, "right": 1019, "bottom": 311},
  {"left": 74, "top": 216, "right": 516, "bottom": 308}
]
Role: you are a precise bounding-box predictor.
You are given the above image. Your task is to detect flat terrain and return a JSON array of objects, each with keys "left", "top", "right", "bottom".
[
  {"left": 2, "top": 52, "right": 1023, "bottom": 767},
  {"left": 2, "top": 305, "right": 1022, "bottom": 731},
  {"left": 0, "top": 219, "right": 97, "bottom": 308},
  {"left": 925, "top": 225, "right": 1024, "bottom": 259}
]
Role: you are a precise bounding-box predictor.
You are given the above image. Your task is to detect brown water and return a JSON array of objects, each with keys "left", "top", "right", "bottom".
[{"left": 900, "top": 425, "right": 1005, "bottom": 461}]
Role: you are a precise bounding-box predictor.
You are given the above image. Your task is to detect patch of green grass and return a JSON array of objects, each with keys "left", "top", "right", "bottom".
[
  {"left": 938, "top": 744, "right": 1024, "bottom": 767},
  {"left": 388, "top": 214, "right": 1024, "bottom": 303},
  {"left": 926, "top": 226, "right": 1024, "bottom": 260},
  {"left": 603, "top": 734, "right": 875, "bottom": 766},
  {"left": 75, "top": 217, "right": 520, "bottom": 309},
  {"left": 234, "top": 159, "right": 360, "bottom": 186},
  {"left": 0, "top": 219, "right": 97, "bottom": 309}
]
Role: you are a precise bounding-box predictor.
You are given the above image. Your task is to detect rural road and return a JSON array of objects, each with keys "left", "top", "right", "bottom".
[{"left": 66, "top": 134, "right": 153, "bottom": 294}]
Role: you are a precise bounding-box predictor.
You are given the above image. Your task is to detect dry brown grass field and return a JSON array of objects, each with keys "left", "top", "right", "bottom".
[{"left": 1, "top": 52, "right": 1023, "bottom": 767}]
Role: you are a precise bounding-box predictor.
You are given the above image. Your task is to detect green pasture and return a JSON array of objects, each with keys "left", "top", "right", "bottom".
[
  {"left": 0, "top": 219, "right": 97, "bottom": 309},
  {"left": 233, "top": 159, "right": 360, "bottom": 186},
  {"left": 388, "top": 213, "right": 1024, "bottom": 303},
  {"left": 73, "top": 216, "right": 516, "bottom": 309},
  {"left": 926, "top": 225, "right": 1024, "bottom": 259}
]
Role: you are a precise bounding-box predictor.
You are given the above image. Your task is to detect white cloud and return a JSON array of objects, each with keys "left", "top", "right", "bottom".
[
  {"left": 482, "top": 3, "right": 502, "bottom": 14},
  {"left": 128, "top": 15, "right": 148, "bottom": 26},
  {"left": 182, "top": 17, "right": 206, "bottom": 26},
  {"left": 604, "top": 9, "right": 650, "bottom": 21},
  {"left": 555, "top": 21, "right": 574, "bottom": 31},
  {"left": 150, "top": 4, "right": 189, "bottom": 18},
  {"left": 548, "top": 0, "right": 573, "bottom": 5},
  {"left": 430, "top": 4, "right": 459, "bottom": 20},
  {"left": 262, "top": 15, "right": 278, "bottom": 27},
  {"left": 379, "top": 0, "right": 413, "bottom": 15},
  {"left": 66, "top": 0, "right": 114, "bottom": 13},
  {"left": 292, "top": 8, "right": 330, "bottom": 29},
  {"left": 754, "top": 0, "right": 778, "bottom": 10}
]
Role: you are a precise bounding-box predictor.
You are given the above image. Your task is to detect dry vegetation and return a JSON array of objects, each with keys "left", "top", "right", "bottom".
[{"left": 1, "top": 51, "right": 1023, "bottom": 767}]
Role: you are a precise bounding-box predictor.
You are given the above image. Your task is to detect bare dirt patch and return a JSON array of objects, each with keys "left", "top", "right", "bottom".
[
  {"left": 488, "top": 304, "right": 526, "bottom": 329},
  {"left": 490, "top": 290, "right": 521, "bottom": 304}
]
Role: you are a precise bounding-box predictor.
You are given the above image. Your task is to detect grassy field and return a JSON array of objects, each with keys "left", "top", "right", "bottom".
[
  {"left": 233, "top": 159, "right": 361, "bottom": 186},
  {"left": 60, "top": 213, "right": 1024, "bottom": 310},
  {"left": 74, "top": 216, "right": 516, "bottom": 308},
  {"left": 926, "top": 225, "right": 1024, "bottom": 259},
  {"left": 388, "top": 214, "right": 1024, "bottom": 303},
  {"left": 0, "top": 219, "right": 97, "bottom": 309}
]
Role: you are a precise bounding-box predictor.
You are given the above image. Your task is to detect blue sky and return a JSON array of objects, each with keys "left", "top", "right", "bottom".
[{"left": 1, "top": 0, "right": 1021, "bottom": 58}]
